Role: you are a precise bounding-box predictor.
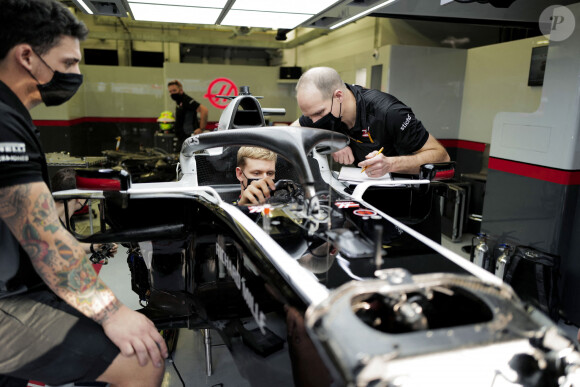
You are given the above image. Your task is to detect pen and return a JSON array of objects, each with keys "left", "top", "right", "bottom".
[{"left": 361, "top": 147, "right": 384, "bottom": 174}]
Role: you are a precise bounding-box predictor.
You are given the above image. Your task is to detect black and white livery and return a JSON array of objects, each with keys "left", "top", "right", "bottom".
[{"left": 54, "top": 88, "right": 580, "bottom": 387}]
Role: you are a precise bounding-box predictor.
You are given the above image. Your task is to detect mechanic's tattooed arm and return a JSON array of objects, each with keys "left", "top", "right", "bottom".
[{"left": 0, "top": 181, "right": 120, "bottom": 324}]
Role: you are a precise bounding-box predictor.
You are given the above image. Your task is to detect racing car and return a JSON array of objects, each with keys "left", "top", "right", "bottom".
[{"left": 54, "top": 87, "right": 580, "bottom": 386}]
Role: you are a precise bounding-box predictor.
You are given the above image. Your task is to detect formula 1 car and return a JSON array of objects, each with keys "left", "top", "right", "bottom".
[{"left": 54, "top": 88, "right": 580, "bottom": 387}]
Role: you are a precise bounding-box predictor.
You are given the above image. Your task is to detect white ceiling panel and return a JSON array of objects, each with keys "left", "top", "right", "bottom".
[
  {"left": 129, "top": 3, "right": 223, "bottom": 24},
  {"left": 129, "top": 0, "right": 227, "bottom": 6},
  {"left": 231, "top": 0, "right": 340, "bottom": 14},
  {"left": 221, "top": 10, "right": 313, "bottom": 29}
]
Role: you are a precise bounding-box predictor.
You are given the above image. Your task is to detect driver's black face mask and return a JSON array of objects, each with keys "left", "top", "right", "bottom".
[
  {"left": 242, "top": 171, "right": 260, "bottom": 190},
  {"left": 311, "top": 96, "right": 342, "bottom": 132}
]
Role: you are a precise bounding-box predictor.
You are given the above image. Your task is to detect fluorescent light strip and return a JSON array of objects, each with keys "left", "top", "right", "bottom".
[
  {"left": 129, "top": 0, "right": 227, "bottom": 6},
  {"left": 221, "top": 10, "right": 313, "bottom": 29},
  {"left": 330, "top": 0, "right": 398, "bottom": 30},
  {"left": 75, "top": 0, "right": 93, "bottom": 14},
  {"left": 130, "top": 3, "right": 222, "bottom": 24},
  {"left": 231, "top": 0, "right": 339, "bottom": 15}
]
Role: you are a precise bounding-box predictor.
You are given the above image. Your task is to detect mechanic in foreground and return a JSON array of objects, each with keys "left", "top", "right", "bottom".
[
  {"left": 236, "top": 146, "right": 277, "bottom": 205},
  {"left": 0, "top": 1, "right": 167, "bottom": 385},
  {"left": 292, "top": 66, "right": 450, "bottom": 176}
]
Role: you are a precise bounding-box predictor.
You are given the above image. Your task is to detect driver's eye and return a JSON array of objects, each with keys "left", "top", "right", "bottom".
[{"left": 267, "top": 172, "right": 275, "bottom": 177}]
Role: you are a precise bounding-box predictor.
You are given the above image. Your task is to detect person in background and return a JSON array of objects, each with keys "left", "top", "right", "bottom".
[
  {"left": 292, "top": 66, "right": 450, "bottom": 176},
  {"left": 51, "top": 168, "right": 118, "bottom": 275},
  {"left": 0, "top": 1, "right": 167, "bottom": 385},
  {"left": 167, "top": 79, "right": 209, "bottom": 144},
  {"left": 236, "top": 146, "right": 277, "bottom": 205}
]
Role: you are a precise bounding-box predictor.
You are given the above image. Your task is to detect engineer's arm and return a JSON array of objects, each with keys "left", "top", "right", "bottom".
[
  {"left": 358, "top": 134, "right": 450, "bottom": 175},
  {"left": 0, "top": 181, "right": 167, "bottom": 367}
]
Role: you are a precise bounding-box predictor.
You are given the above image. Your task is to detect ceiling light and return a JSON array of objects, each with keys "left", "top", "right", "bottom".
[
  {"left": 231, "top": 0, "right": 340, "bottom": 14},
  {"left": 130, "top": 0, "right": 226, "bottom": 5},
  {"left": 129, "top": 3, "right": 223, "bottom": 24},
  {"left": 330, "top": 0, "right": 398, "bottom": 30},
  {"left": 71, "top": 0, "right": 93, "bottom": 14},
  {"left": 221, "top": 10, "right": 313, "bottom": 30}
]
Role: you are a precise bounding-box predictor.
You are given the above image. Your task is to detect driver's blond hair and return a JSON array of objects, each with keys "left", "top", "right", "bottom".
[{"left": 237, "top": 146, "right": 277, "bottom": 168}]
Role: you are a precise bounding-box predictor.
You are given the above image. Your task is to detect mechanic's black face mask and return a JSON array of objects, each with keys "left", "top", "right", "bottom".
[
  {"left": 311, "top": 97, "right": 342, "bottom": 131},
  {"left": 29, "top": 51, "right": 83, "bottom": 106},
  {"left": 171, "top": 93, "right": 183, "bottom": 103}
]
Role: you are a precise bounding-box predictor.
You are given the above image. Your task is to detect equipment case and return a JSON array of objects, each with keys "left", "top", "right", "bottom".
[{"left": 440, "top": 183, "right": 470, "bottom": 242}]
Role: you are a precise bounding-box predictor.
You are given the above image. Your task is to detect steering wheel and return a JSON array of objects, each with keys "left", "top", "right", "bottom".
[{"left": 268, "top": 179, "right": 304, "bottom": 205}]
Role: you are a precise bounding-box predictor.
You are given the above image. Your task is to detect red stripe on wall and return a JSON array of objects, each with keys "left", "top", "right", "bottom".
[
  {"left": 34, "top": 118, "right": 226, "bottom": 128},
  {"left": 489, "top": 157, "right": 580, "bottom": 185},
  {"left": 34, "top": 117, "right": 158, "bottom": 126},
  {"left": 439, "top": 139, "right": 486, "bottom": 152}
]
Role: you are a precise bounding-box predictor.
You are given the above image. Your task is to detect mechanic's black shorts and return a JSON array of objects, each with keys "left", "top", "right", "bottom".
[{"left": 0, "top": 290, "right": 120, "bottom": 385}]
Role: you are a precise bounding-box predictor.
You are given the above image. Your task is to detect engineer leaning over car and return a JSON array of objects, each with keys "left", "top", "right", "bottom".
[{"left": 292, "top": 66, "right": 449, "bottom": 177}]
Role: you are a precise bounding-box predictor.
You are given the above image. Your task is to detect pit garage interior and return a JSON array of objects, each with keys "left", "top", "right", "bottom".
[{"left": 24, "top": 0, "right": 580, "bottom": 385}]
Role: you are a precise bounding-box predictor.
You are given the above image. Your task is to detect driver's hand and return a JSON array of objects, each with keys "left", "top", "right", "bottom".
[
  {"left": 238, "top": 177, "right": 276, "bottom": 205},
  {"left": 332, "top": 147, "right": 355, "bottom": 165}
]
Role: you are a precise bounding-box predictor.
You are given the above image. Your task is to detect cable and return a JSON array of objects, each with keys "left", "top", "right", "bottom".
[{"left": 167, "top": 351, "right": 186, "bottom": 387}]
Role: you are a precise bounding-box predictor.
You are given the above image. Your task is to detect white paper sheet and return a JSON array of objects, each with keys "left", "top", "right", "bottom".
[{"left": 337, "top": 166, "right": 391, "bottom": 183}]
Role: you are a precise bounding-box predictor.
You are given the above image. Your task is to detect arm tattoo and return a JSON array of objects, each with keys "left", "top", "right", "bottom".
[
  {"left": 0, "top": 184, "right": 31, "bottom": 225},
  {"left": 31, "top": 192, "right": 60, "bottom": 233},
  {"left": 1, "top": 182, "right": 121, "bottom": 323}
]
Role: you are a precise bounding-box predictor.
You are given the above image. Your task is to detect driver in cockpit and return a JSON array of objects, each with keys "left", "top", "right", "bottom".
[{"left": 235, "top": 146, "right": 277, "bottom": 205}]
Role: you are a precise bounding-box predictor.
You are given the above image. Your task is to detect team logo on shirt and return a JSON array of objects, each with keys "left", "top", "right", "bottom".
[
  {"left": 362, "top": 127, "right": 370, "bottom": 138},
  {"left": 400, "top": 114, "right": 412, "bottom": 131},
  {"left": 0, "top": 142, "right": 29, "bottom": 163}
]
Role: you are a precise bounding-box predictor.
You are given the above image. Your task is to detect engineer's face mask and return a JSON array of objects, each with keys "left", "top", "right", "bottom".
[
  {"left": 311, "top": 97, "right": 342, "bottom": 131},
  {"left": 30, "top": 51, "right": 83, "bottom": 106}
]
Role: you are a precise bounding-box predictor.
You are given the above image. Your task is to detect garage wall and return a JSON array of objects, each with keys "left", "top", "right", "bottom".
[
  {"left": 387, "top": 45, "right": 467, "bottom": 141},
  {"left": 459, "top": 36, "right": 545, "bottom": 144},
  {"left": 31, "top": 63, "right": 298, "bottom": 124},
  {"left": 30, "top": 15, "right": 546, "bottom": 149}
]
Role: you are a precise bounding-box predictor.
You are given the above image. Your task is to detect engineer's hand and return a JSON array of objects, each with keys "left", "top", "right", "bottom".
[
  {"left": 332, "top": 146, "right": 355, "bottom": 165},
  {"left": 238, "top": 177, "right": 276, "bottom": 205},
  {"left": 193, "top": 128, "right": 203, "bottom": 135},
  {"left": 102, "top": 305, "right": 168, "bottom": 368},
  {"left": 358, "top": 150, "right": 395, "bottom": 177}
]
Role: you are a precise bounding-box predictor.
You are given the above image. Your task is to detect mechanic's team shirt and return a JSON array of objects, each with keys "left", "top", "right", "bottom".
[
  {"left": 299, "top": 84, "right": 430, "bottom": 164},
  {"left": 0, "top": 80, "right": 49, "bottom": 294},
  {"left": 175, "top": 93, "right": 201, "bottom": 139}
]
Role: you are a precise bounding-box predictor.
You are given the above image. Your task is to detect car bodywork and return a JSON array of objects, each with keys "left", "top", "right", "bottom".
[{"left": 54, "top": 90, "right": 580, "bottom": 387}]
